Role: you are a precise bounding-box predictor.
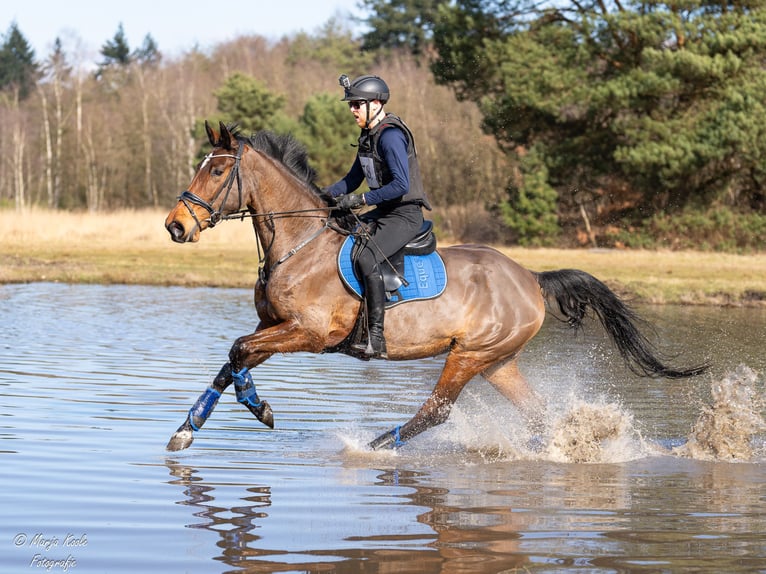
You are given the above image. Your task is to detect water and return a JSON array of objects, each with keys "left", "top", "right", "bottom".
[{"left": 1, "top": 283, "right": 765, "bottom": 573}]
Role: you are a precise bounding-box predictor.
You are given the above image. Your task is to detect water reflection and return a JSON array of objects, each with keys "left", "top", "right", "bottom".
[
  {"left": 164, "top": 452, "right": 766, "bottom": 573},
  {"left": 166, "top": 460, "right": 272, "bottom": 568},
  {"left": 164, "top": 457, "right": 527, "bottom": 573},
  {"left": 390, "top": 467, "right": 529, "bottom": 573}
]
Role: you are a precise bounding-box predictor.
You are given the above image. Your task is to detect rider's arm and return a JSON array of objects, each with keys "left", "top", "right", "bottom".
[{"left": 324, "top": 157, "right": 365, "bottom": 198}]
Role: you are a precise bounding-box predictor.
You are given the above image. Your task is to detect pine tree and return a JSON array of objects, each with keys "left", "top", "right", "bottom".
[
  {"left": 213, "top": 73, "right": 286, "bottom": 133},
  {"left": 133, "top": 34, "right": 161, "bottom": 67},
  {"left": 296, "top": 93, "right": 359, "bottom": 182},
  {"left": 96, "top": 23, "right": 131, "bottom": 79},
  {"left": 0, "top": 22, "right": 39, "bottom": 100},
  {"left": 429, "top": 0, "right": 766, "bottom": 228},
  {"left": 359, "top": 0, "right": 444, "bottom": 55}
]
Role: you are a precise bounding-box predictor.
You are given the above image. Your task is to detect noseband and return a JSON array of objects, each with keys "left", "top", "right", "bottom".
[{"left": 178, "top": 140, "right": 245, "bottom": 229}]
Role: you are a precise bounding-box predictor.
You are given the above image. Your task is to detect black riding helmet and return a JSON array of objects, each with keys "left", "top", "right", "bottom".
[{"left": 339, "top": 74, "right": 390, "bottom": 104}]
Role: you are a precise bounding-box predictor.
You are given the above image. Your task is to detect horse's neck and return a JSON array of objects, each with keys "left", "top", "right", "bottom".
[{"left": 246, "top": 157, "right": 328, "bottom": 265}]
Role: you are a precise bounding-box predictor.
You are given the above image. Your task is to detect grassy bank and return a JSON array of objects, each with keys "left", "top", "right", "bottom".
[{"left": 2, "top": 209, "right": 765, "bottom": 306}]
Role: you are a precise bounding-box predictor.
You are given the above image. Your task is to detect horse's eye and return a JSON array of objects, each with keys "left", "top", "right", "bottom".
[{"left": 212, "top": 167, "right": 224, "bottom": 177}]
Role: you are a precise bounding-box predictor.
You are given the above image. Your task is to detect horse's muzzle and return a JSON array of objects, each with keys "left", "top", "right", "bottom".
[{"left": 166, "top": 221, "right": 188, "bottom": 243}]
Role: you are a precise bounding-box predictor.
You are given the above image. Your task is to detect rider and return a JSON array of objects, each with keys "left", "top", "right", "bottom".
[{"left": 325, "top": 74, "right": 431, "bottom": 359}]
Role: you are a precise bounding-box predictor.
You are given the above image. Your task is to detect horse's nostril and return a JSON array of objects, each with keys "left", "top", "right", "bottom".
[{"left": 167, "top": 221, "right": 185, "bottom": 242}]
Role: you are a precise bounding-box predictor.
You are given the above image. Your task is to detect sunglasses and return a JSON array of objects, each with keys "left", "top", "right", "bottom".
[{"left": 348, "top": 101, "right": 368, "bottom": 110}]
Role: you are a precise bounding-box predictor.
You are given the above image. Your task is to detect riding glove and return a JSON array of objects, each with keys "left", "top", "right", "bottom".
[{"left": 335, "top": 193, "right": 366, "bottom": 210}]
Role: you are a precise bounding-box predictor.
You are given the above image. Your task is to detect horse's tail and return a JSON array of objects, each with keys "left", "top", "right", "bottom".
[{"left": 533, "top": 269, "right": 709, "bottom": 379}]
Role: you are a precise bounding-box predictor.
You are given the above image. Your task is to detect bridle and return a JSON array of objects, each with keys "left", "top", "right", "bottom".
[
  {"left": 177, "top": 139, "right": 245, "bottom": 230},
  {"left": 174, "top": 139, "right": 395, "bottom": 285},
  {"left": 175, "top": 138, "right": 346, "bottom": 283}
]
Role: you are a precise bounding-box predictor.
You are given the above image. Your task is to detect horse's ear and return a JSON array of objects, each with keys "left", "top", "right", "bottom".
[
  {"left": 219, "top": 121, "right": 233, "bottom": 151},
  {"left": 205, "top": 120, "right": 218, "bottom": 147}
]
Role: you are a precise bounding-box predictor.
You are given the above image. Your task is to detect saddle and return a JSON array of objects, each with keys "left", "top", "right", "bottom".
[
  {"left": 329, "top": 220, "right": 448, "bottom": 359},
  {"left": 337, "top": 220, "right": 447, "bottom": 308}
]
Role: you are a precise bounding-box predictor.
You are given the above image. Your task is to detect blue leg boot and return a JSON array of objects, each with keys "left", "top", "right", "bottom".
[
  {"left": 232, "top": 367, "right": 274, "bottom": 429},
  {"left": 188, "top": 386, "right": 221, "bottom": 431},
  {"left": 167, "top": 386, "right": 220, "bottom": 451},
  {"left": 369, "top": 425, "right": 407, "bottom": 450}
]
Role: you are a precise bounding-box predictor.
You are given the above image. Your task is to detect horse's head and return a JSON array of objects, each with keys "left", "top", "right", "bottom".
[{"left": 165, "top": 121, "right": 245, "bottom": 243}]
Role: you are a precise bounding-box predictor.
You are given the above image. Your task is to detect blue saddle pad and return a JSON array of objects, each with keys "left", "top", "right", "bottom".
[{"left": 337, "top": 236, "right": 448, "bottom": 308}]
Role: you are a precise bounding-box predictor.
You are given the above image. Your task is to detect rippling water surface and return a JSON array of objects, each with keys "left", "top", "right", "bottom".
[{"left": 1, "top": 283, "right": 765, "bottom": 573}]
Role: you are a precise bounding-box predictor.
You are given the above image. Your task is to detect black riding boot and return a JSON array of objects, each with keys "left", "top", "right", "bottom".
[{"left": 353, "top": 271, "right": 388, "bottom": 359}]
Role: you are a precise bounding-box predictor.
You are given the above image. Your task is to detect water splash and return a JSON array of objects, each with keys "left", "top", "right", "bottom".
[
  {"left": 430, "top": 389, "right": 647, "bottom": 464},
  {"left": 674, "top": 366, "right": 765, "bottom": 462},
  {"left": 337, "top": 431, "right": 400, "bottom": 461},
  {"left": 338, "top": 368, "right": 765, "bottom": 465},
  {"left": 545, "top": 400, "right": 642, "bottom": 463}
]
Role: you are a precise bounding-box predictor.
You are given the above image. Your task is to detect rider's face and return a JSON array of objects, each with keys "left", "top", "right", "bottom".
[{"left": 349, "top": 100, "right": 382, "bottom": 128}]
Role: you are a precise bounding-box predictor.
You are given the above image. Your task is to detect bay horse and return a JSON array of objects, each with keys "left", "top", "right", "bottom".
[{"left": 164, "top": 121, "right": 706, "bottom": 451}]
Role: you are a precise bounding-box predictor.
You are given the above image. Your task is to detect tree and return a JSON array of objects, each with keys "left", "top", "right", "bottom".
[
  {"left": 100, "top": 23, "right": 131, "bottom": 64},
  {"left": 287, "top": 18, "right": 374, "bottom": 74},
  {"left": 213, "top": 72, "right": 286, "bottom": 132},
  {"left": 295, "top": 93, "right": 358, "bottom": 182},
  {"left": 96, "top": 23, "right": 131, "bottom": 79},
  {"left": 0, "top": 22, "right": 38, "bottom": 100},
  {"left": 496, "top": 145, "right": 559, "bottom": 245},
  {"left": 39, "top": 37, "right": 73, "bottom": 208},
  {"left": 133, "top": 34, "right": 161, "bottom": 67},
  {"left": 429, "top": 0, "right": 766, "bottom": 236},
  {"left": 359, "top": 0, "right": 444, "bottom": 56}
]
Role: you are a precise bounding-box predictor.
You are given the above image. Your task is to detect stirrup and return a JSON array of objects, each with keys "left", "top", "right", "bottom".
[{"left": 352, "top": 337, "right": 388, "bottom": 359}]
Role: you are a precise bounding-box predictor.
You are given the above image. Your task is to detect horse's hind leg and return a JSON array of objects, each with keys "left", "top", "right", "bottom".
[
  {"left": 482, "top": 358, "right": 544, "bottom": 434},
  {"left": 369, "top": 352, "right": 485, "bottom": 450}
]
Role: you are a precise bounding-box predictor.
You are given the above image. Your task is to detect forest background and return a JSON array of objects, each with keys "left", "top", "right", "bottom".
[{"left": 0, "top": 0, "right": 764, "bottom": 251}]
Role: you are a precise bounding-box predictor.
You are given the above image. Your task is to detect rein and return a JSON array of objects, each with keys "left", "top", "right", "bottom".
[
  {"left": 222, "top": 205, "right": 403, "bottom": 285},
  {"left": 220, "top": 206, "right": 343, "bottom": 284}
]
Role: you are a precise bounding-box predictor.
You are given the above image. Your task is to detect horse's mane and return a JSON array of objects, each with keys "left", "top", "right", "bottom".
[{"left": 231, "top": 127, "right": 333, "bottom": 206}]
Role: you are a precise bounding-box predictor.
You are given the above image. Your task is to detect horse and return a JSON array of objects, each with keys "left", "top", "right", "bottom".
[{"left": 164, "top": 121, "right": 707, "bottom": 452}]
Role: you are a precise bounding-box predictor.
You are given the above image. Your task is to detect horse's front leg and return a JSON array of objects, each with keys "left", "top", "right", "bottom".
[
  {"left": 230, "top": 363, "right": 274, "bottom": 428},
  {"left": 227, "top": 319, "right": 324, "bottom": 424},
  {"left": 165, "top": 359, "right": 274, "bottom": 452},
  {"left": 166, "top": 320, "right": 319, "bottom": 451},
  {"left": 166, "top": 362, "right": 237, "bottom": 451}
]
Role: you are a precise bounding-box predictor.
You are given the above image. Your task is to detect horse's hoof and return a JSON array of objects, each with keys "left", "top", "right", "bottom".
[
  {"left": 240, "top": 397, "right": 275, "bottom": 429},
  {"left": 369, "top": 426, "right": 405, "bottom": 450},
  {"left": 369, "top": 434, "right": 394, "bottom": 450},
  {"left": 166, "top": 429, "right": 194, "bottom": 451},
  {"left": 258, "top": 401, "right": 274, "bottom": 429}
]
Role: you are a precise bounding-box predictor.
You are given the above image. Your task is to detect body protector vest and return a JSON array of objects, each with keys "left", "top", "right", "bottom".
[{"left": 357, "top": 113, "right": 432, "bottom": 210}]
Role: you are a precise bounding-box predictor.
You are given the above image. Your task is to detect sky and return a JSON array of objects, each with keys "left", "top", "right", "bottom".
[{"left": 4, "top": 0, "right": 366, "bottom": 63}]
